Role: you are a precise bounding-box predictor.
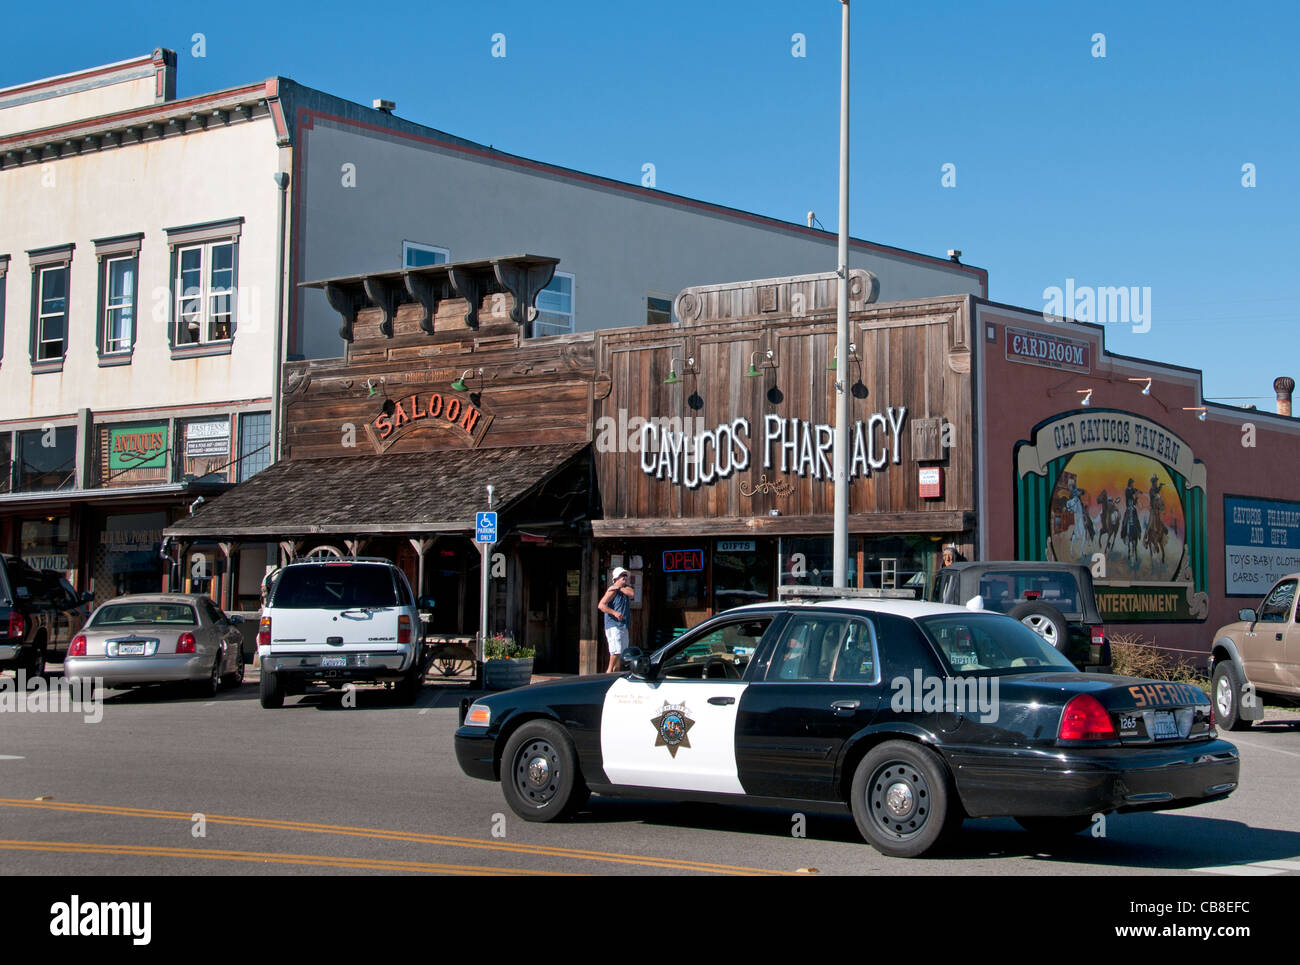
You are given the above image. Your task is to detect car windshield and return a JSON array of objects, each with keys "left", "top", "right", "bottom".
[
  {"left": 272, "top": 564, "right": 397, "bottom": 609},
  {"left": 916, "top": 613, "right": 1076, "bottom": 675},
  {"left": 972, "top": 570, "right": 1083, "bottom": 615},
  {"left": 92, "top": 603, "right": 197, "bottom": 626}
]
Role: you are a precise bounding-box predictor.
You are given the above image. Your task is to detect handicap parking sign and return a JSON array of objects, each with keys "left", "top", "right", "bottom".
[{"left": 475, "top": 511, "right": 498, "bottom": 544}]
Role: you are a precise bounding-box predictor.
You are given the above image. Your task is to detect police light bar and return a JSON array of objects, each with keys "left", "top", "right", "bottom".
[{"left": 776, "top": 585, "right": 917, "bottom": 602}]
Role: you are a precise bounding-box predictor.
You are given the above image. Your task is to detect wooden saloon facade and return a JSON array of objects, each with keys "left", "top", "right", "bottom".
[{"left": 166, "top": 254, "right": 978, "bottom": 673}]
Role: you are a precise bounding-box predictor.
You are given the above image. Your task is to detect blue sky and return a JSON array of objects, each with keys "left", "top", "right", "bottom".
[{"left": 4, "top": 0, "right": 1295, "bottom": 401}]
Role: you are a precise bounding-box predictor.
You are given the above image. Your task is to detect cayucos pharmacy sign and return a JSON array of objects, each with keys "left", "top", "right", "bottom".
[{"left": 640, "top": 409, "right": 908, "bottom": 488}]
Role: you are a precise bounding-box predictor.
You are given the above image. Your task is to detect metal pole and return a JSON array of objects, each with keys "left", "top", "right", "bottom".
[{"left": 833, "top": 0, "right": 851, "bottom": 588}]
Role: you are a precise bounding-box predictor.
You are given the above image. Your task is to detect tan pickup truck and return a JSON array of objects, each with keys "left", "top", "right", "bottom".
[{"left": 1209, "top": 574, "right": 1300, "bottom": 729}]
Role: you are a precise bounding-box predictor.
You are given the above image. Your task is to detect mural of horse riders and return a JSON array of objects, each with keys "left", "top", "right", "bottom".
[
  {"left": 1122, "top": 477, "right": 1143, "bottom": 571},
  {"left": 1064, "top": 485, "right": 1096, "bottom": 557},
  {"left": 1144, "top": 475, "right": 1169, "bottom": 568},
  {"left": 1097, "top": 489, "right": 1122, "bottom": 555}
]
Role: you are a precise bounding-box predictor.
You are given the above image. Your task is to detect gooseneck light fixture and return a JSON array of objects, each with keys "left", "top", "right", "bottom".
[
  {"left": 827, "top": 342, "right": 856, "bottom": 371},
  {"left": 1077, "top": 388, "right": 1093, "bottom": 407},
  {"left": 1183, "top": 406, "right": 1208, "bottom": 422},
  {"left": 664, "top": 356, "right": 695, "bottom": 386},
  {"left": 451, "top": 368, "right": 482, "bottom": 393},
  {"left": 1129, "top": 377, "right": 1153, "bottom": 396},
  {"left": 745, "top": 349, "right": 774, "bottom": 378}
]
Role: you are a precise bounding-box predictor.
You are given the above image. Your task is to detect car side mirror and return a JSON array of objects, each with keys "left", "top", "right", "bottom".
[
  {"left": 228, "top": 614, "right": 244, "bottom": 626},
  {"left": 624, "top": 647, "right": 654, "bottom": 679},
  {"left": 80, "top": 591, "right": 94, "bottom": 604},
  {"left": 418, "top": 597, "right": 436, "bottom": 611},
  {"left": 1239, "top": 608, "right": 1257, "bottom": 623},
  {"left": 15, "top": 586, "right": 29, "bottom": 600}
]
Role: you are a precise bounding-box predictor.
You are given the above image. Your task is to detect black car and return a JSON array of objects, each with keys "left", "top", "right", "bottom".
[
  {"left": 455, "top": 598, "right": 1238, "bottom": 857},
  {"left": 933, "top": 561, "right": 1111, "bottom": 671},
  {"left": 0, "top": 555, "right": 93, "bottom": 677}
]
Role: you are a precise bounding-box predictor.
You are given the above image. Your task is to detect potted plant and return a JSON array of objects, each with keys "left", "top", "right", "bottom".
[{"left": 482, "top": 633, "right": 535, "bottom": 690}]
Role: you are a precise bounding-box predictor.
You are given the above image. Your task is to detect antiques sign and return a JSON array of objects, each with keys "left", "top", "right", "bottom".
[{"left": 109, "top": 424, "right": 168, "bottom": 470}]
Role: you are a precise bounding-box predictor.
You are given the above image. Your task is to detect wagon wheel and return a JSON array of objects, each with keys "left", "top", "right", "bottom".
[{"left": 435, "top": 655, "right": 474, "bottom": 677}]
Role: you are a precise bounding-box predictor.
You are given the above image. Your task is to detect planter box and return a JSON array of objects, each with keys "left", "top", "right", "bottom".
[{"left": 483, "top": 657, "right": 534, "bottom": 691}]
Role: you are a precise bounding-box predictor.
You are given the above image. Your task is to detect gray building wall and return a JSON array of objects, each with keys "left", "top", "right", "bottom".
[{"left": 283, "top": 83, "right": 988, "bottom": 361}]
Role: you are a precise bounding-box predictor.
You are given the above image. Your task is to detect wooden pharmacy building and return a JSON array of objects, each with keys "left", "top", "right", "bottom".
[{"left": 167, "top": 254, "right": 979, "bottom": 674}]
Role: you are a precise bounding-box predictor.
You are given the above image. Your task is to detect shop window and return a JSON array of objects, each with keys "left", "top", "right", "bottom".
[
  {"left": 778, "top": 537, "right": 855, "bottom": 588},
  {"left": 15, "top": 426, "right": 76, "bottom": 492},
  {"left": 181, "top": 418, "right": 231, "bottom": 483},
  {"left": 97, "top": 512, "right": 166, "bottom": 600},
  {"left": 0, "top": 433, "right": 11, "bottom": 494},
  {"left": 647, "top": 294, "right": 673, "bottom": 326},
  {"left": 403, "top": 242, "right": 448, "bottom": 268},
  {"left": 713, "top": 539, "right": 772, "bottom": 613},
  {"left": 237, "top": 412, "right": 272, "bottom": 481},
  {"left": 534, "top": 272, "right": 574, "bottom": 336},
  {"left": 20, "top": 516, "right": 71, "bottom": 572}
]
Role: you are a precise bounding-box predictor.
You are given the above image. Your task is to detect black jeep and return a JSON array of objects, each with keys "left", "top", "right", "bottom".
[
  {"left": 0, "top": 554, "right": 92, "bottom": 678},
  {"left": 931, "top": 561, "right": 1111, "bottom": 671}
]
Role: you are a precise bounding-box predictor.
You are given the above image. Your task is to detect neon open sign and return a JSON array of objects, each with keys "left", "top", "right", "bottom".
[{"left": 662, "top": 549, "right": 704, "bottom": 572}]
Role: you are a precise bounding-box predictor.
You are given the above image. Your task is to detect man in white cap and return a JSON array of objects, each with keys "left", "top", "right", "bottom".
[{"left": 598, "top": 567, "right": 635, "bottom": 672}]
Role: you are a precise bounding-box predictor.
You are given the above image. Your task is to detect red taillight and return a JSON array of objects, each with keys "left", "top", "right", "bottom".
[
  {"left": 7, "top": 610, "right": 24, "bottom": 639},
  {"left": 176, "top": 632, "right": 197, "bottom": 654},
  {"left": 69, "top": 634, "right": 87, "bottom": 657},
  {"left": 398, "top": 614, "right": 411, "bottom": 645},
  {"left": 258, "top": 616, "right": 271, "bottom": 647},
  {"left": 1058, "top": 694, "right": 1118, "bottom": 741},
  {"left": 1090, "top": 625, "right": 1106, "bottom": 647}
]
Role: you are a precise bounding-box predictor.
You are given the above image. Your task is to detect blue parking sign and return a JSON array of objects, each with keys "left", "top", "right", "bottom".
[{"left": 475, "top": 511, "right": 498, "bottom": 544}]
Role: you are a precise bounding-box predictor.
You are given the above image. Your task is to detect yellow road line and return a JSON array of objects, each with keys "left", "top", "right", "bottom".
[
  {"left": 0, "top": 839, "right": 567, "bottom": 876},
  {"left": 0, "top": 798, "right": 795, "bottom": 875}
]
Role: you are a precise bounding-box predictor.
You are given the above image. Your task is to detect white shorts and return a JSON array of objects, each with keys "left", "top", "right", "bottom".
[{"left": 605, "top": 625, "right": 629, "bottom": 654}]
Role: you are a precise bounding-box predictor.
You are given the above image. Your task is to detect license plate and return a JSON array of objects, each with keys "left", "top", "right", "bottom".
[
  {"left": 118, "top": 643, "right": 145, "bottom": 656},
  {"left": 1152, "top": 710, "right": 1179, "bottom": 739},
  {"left": 321, "top": 656, "right": 346, "bottom": 668}
]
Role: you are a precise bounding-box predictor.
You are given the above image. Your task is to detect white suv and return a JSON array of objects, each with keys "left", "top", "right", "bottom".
[{"left": 257, "top": 558, "right": 425, "bottom": 708}]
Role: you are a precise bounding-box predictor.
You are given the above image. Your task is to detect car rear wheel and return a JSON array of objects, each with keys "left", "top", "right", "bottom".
[
  {"left": 222, "top": 651, "right": 246, "bottom": 688},
  {"left": 850, "top": 741, "right": 961, "bottom": 858},
  {"left": 500, "top": 720, "right": 589, "bottom": 822},
  {"left": 195, "top": 652, "right": 222, "bottom": 698},
  {"left": 1212, "top": 661, "right": 1252, "bottom": 731},
  {"left": 1008, "top": 602, "right": 1068, "bottom": 652},
  {"left": 24, "top": 644, "right": 47, "bottom": 680},
  {"left": 393, "top": 667, "right": 423, "bottom": 705},
  {"left": 1015, "top": 815, "right": 1094, "bottom": 837},
  {"left": 259, "top": 669, "right": 285, "bottom": 709}
]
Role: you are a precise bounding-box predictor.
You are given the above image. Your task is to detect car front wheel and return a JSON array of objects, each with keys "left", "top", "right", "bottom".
[
  {"left": 500, "top": 720, "right": 589, "bottom": 822},
  {"left": 850, "top": 740, "right": 961, "bottom": 858},
  {"left": 1212, "top": 661, "right": 1252, "bottom": 731}
]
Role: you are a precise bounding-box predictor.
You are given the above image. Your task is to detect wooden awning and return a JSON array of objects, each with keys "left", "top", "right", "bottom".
[{"left": 163, "top": 443, "right": 588, "bottom": 539}]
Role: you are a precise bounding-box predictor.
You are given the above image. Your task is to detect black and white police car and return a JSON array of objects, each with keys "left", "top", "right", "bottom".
[{"left": 455, "top": 591, "right": 1239, "bottom": 857}]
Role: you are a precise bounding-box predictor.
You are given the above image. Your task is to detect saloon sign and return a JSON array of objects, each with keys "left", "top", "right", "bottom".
[
  {"left": 365, "top": 392, "right": 493, "bottom": 453},
  {"left": 640, "top": 409, "right": 908, "bottom": 488}
]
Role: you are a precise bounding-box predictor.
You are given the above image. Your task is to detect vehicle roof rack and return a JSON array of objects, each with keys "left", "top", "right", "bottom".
[{"left": 776, "top": 585, "right": 917, "bottom": 602}]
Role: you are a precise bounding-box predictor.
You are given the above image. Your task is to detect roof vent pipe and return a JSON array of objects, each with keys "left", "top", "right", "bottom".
[{"left": 1275, "top": 376, "right": 1294, "bottom": 416}]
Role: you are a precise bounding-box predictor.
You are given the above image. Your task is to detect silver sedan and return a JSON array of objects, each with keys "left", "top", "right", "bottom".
[{"left": 63, "top": 594, "right": 246, "bottom": 696}]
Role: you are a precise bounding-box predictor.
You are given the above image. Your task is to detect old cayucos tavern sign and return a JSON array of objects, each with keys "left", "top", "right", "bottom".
[{"left": 640, "top": 409, "right": 908, "bottom": 488}]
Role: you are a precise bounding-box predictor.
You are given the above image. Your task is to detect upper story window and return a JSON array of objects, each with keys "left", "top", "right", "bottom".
[
  {"left": 93, "top": 233, "right": 143, "bottom": 364},
  {"left": 27, "top": 243, "right": 74, "bottom": 372},
  {"left": 165, "top": 218, "right": 242, "bottom": 357},
  {"left": 403, "top": 242, "right": 448, "bottom": 268},
  {"left": 0, "top": 255, "right": 9, "bottom": 365},
  {"left": 534, "top": 271, "right": 574, "bottom": 337},
  {"left": 647, "top": 293, "right": 673, "bottom": 325}
]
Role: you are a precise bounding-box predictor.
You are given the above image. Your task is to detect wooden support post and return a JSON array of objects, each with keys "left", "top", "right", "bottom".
[
  {"left": 578, "top": 534, "right": 598, "bottom": 676},
  {"left": 218, "top": 541, "right": 239, "bottom": 611},
  {"left": 408, "top": 537, "right": 435, "bottom": 598}
]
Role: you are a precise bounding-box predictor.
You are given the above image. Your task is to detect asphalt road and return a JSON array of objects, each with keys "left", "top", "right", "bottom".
[{"left": 2, "top": 669, "right": 1299, "bottom": 877}]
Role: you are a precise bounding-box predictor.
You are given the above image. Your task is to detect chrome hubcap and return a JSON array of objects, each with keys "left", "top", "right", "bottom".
[
  {"left": 527, "top": 756, "right": 551, "bottom": 788},
  {"left": 885, "top": 781, "right": 913, "bottom": 817},
  {"left": 1216, "top": 675, "right": 1232, "bottom": 716}
]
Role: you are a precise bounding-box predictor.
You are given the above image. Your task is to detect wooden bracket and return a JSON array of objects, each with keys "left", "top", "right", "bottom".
[
  {"left": 403, "top": 271, "right": 445, "bottom": 335},
  {"left": 448, "top": 266, "right": 482, "bottom": 329},
  {"left": 493, "top": 259, "right": 557, "bottom": 335},
  {"left": 362, "top": 276, "right": 398, "bottom": 338},
  {"left": 324, "top": 282, "right": 359, "bottom": 343}
]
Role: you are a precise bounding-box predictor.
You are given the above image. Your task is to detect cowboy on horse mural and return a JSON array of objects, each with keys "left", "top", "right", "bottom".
[{"left": 1122, "top": 477, "right": 1143, "bottom": 571}]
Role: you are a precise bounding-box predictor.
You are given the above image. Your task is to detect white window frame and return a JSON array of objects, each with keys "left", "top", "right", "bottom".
[
  {"left": 533, "top": 271, "right": 575, "bottom": 337},
  {"left": 175, "top": 240, "right": 235, "bottom": 346},
  {"left": 36, "top": 264, "right": 68, "bottom": 362},
  {"left": 402, "top": 241, "right": 449, "bottom": 268},
  {"left": 102, "top": 254, "right": 137, "bottom": 355}
]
